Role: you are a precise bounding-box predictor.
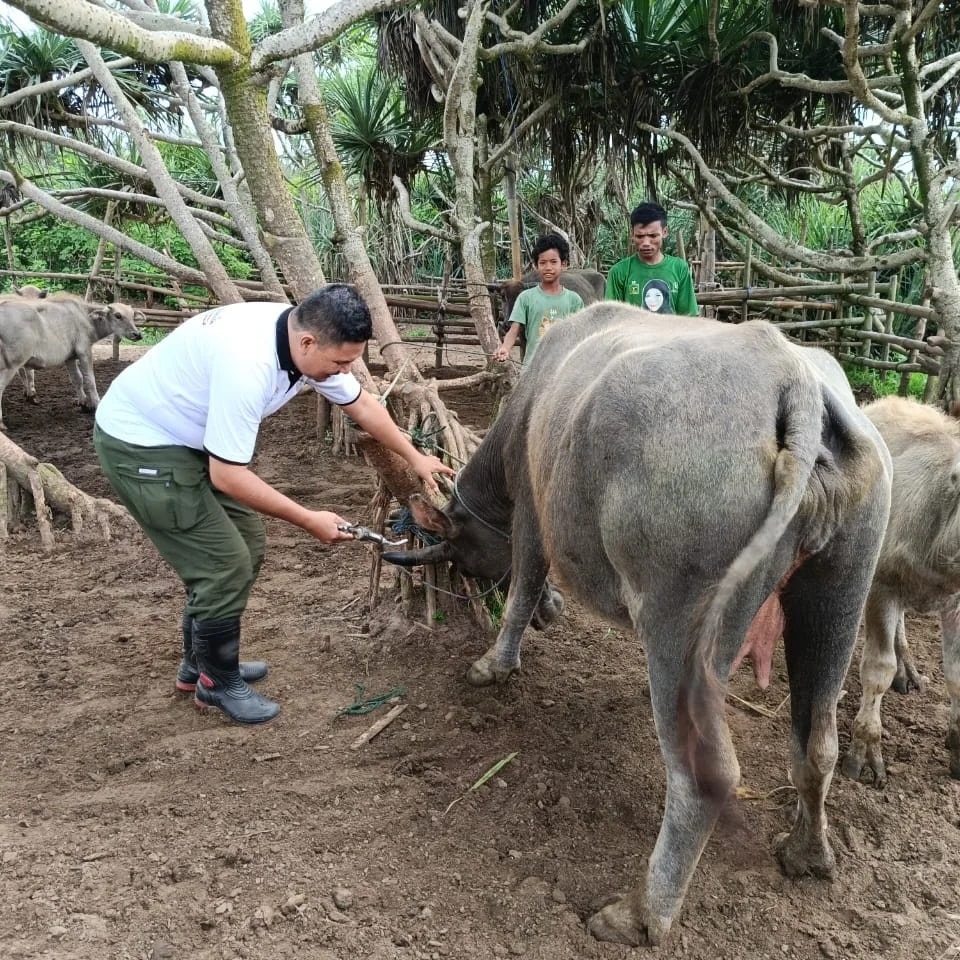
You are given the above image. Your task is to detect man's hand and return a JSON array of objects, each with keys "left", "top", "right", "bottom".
[
  {"left": 409, "top": 451, "right": 456, "bottom": 495},
  {"left": 304, "top": 510, "right": 356, "bottom": 544},
  {"left": 493, "top": 344, "right": 510, "bottom": 362}
]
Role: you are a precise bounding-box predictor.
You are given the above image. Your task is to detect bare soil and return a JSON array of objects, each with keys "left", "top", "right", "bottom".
[{"left": 1, "top": 351, "right": 959, "bottom": 960}]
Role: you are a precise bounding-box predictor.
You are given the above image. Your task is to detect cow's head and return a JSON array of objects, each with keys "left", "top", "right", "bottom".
[
  {"left": 383, "top": 493, "right": 512, "bottom": 583},
  {"left": 98, "top": 303, "right": 144, "bottom": 341},
  {"left": 497, "top": 280, "right": 525, "bottom": 337},
  {"left": 382, "top": 492, "right": 565, "bottom": 630}
]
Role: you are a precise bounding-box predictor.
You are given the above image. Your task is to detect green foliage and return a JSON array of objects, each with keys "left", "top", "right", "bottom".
[
  {"left": 133, "top": 326, "right": 171, "bottom": 346},
  {"left": 326, "top": 66, "right": 440, "bottom": 201},
  {"left": 484, "top": 588, "right": 507, "bottom": 631},
  {"left": 432, "top": 609, "right": 447, "bottom": 624},
  {"left": 844, "top": 365, "right": 926, "bottom": 402},
  {"left": 120, "top": 222, "right": 254, "bottom": 282},
  {"left": 13, "top": 221, "right": 98, "bottom": 287}
]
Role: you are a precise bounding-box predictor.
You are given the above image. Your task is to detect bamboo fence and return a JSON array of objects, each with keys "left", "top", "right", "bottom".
[{"left": 0, "top": 261, "right": 944, "bottom": 391}]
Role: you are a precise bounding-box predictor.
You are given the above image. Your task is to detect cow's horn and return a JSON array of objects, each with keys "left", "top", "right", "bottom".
[{"left": 381, "top": 542, "right": 452, "bottom": 567}]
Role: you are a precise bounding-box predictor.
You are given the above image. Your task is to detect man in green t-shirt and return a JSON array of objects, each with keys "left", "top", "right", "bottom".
[
  {"left": 605, "top": 201, "right": 699, "bottom": 316},
  {"left": 494, "top": 233, "right": 585, "bottom": 368}
]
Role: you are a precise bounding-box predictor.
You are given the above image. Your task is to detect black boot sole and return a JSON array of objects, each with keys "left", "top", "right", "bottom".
[{"left": 193, "top": 692, "right": 281, "bottom": 725}]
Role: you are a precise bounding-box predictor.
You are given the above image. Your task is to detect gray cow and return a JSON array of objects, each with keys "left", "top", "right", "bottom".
[
  {"left": 843, "top": 396, "right": 960, "bottom": 784},
  {"left": 384, "top": 304, "right": 891, "bottom": 947},
  {"left": 0, "top": 293, "right": 143, "bottom": 430},
  {"left": 0, "top": 284, "right": 49, "bottom": 402}
]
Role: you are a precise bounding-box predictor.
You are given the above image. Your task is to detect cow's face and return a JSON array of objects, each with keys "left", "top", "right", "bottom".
[
  {"left": 101, "top": 303, "right": 143, "bottom": 341},
  {"left": 383, "top": 494, "right": 512, "bottom": 585},
  {"left": 498, "top": 281, "right": 524, "bottom": 337},
  {"left": 384, "top": 493, "right": 564, "bottom": 631}
]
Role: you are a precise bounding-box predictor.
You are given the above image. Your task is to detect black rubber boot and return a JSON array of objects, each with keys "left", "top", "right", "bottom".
[
  {"left": 175, "top": 610, "right": 268, "bottom": 692},
  {"left": 192, "top": 618, "right": 280, "bottom": 725}
]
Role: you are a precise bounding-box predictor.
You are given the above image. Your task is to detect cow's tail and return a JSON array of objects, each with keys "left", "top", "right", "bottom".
[{"left": 678, "top": 371, "right": 824, "bottom": 800}]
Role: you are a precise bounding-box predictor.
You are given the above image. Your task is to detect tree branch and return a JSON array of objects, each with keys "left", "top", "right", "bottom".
[{"left": 8, "top": 0, "right": 238, "bottom": 66}]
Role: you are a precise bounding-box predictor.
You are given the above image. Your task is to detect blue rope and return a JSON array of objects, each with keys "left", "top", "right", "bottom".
[{"left": 388, "top": 506, "right": 442, "bottom": 545}]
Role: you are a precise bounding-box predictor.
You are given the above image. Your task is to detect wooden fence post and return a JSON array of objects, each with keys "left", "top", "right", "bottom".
[{"left": 860, "top": 270, "right": 877, "bottom": 360}]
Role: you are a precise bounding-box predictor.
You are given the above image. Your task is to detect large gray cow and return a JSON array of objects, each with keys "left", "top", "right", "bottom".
[
  {"left": 843, "top": 396, "right": 960, "bottom": 784},
  {"left": 384, "top": 304, "right": 891, "bottom": 947},
  {"left": 0, "top": 293, "right": 143, "bottom": 429}
]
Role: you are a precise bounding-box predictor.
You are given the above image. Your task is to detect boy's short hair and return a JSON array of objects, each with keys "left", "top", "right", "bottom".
[
  {"left": 293, "top": 283, "right": 372, "bottom": 345},
  {"left": 530, "top": 233, "right": 570, "bottom": 265},
  {"left": 630, "top": 202, "right": 668, "bottom": 229}
]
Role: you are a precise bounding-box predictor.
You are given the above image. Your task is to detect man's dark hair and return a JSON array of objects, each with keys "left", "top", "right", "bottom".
[
  {"left": 630, "top": 201, "right": 668, "bottom": 229},
  {"left": 293, "top": 284, "right": 372, "bottom": 344},
  {"left": 530, "top": 232, "right": 570, "bottom": 265}
]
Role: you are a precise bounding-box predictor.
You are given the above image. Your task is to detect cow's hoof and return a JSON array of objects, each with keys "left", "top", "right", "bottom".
[
  {"left": 26, "top": 396, "right": 39, "bottom": 406},
  {"left": 891, "top": 658, "right": 924, "bottom": 694},
  {"left": 774, "top": 831, "right": 836, "bottom": 880},
  {"left": 586, "top": 895, "right": 656, "bottom": 947},
  {"left": 465, "top": 658, "right": 518, "bottom": 687},
  {"left": 840, "top": 741, "right": 886, "bottom": 788},
  {"left": 531, "top": 585, "right": 564, "bottom": 630}
]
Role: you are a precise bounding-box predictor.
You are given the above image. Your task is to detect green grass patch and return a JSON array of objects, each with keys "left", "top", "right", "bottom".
[
  {"left": 126, "top": 326, "right": 170, "bottom": 347},
  {"left": 843, "top": 365, "right": 926, "bottom": 401}
]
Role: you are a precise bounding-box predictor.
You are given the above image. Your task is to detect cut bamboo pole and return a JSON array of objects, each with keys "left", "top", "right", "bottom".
[{"left": 349, "top": 702, "right": 408, "bottom": 750}]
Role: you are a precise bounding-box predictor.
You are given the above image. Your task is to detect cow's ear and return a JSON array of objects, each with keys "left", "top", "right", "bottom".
[
  {"left": 409, "top": 494, "right": 457, "bottom": 538},
  {"left": 133, "top": 310, "right": 146, "bottom": 322},
  {"left": 89, "top": 305, "right": 109, "bottom": 321}
]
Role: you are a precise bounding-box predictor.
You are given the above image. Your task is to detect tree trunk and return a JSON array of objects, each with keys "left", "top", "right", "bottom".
[
  {"left": 206, "top": 0, "right": 327, "bottom": 303},
  {"left": 0, "top": 432, "right": 133, "bottom": 550}
]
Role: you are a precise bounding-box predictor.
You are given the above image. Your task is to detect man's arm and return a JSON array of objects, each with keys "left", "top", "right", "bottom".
[
  {"left": 208, "top": 459, "right": 352, "bottom": 544},
  {"left": 343, "top": 389, "right": 456, "bottom": 492},
  {"left": 494, "top": 321, "right": 523, "bottom": 362},
  {"left": 675, "top": 263, "right": 700, "bottom": 316},
  {"left": 604, "top": 263, "right": 623, "bottom": 301}
]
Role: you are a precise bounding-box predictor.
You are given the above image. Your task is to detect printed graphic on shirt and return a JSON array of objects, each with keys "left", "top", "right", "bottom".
[
  {"left": 540, "top": 308, "right": 561, "bottom": 337},
  {"left": 642, "top": 279, "right": 672, "bottom": 313}
]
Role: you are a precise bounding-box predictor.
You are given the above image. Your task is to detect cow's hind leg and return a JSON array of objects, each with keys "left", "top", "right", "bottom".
[
  {"left": 0, "top": 365, "right": 22, "bottom": 430},
  {"left": 17, "top": 368, "right": 37, "bottom": 403},
  {"left": 780, "top": 550, "right": 874, "bottom": 877},
  {"left": 67, "top": 357, "right": 98, "bottom": 411},
  {"left": 940, "top": 603, "right": 960, "bottom": 778},
  {"left": 840, "top": 588, "right": 899, "bottom": 787},
  {"left": 892, "top": 612, "right": 924, "bottom": 694},
  {"left": 587, "top": 595, "right": 741, "bottom": 946}
]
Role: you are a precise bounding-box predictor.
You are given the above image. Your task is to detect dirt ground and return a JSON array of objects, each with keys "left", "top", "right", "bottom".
[{"left": 1, "top": 346, "right": 959, "bottom": 960}]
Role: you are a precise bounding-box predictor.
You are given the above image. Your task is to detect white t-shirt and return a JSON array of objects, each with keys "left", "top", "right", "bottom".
[{"left": 95, "top": 301, "right": 362, "bottom": 464}]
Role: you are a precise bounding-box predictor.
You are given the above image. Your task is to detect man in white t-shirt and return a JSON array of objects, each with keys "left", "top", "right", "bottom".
[{"left": 94, "top": 284, "right": 454, "bottom": 725}]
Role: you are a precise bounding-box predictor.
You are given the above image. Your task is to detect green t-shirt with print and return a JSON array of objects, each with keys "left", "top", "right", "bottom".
[
  {"left": 604, "top": 254, "right": 699, "bottom": 316},
  {"left": 510, "top": 285, "right": 585, "bottom": 366}
]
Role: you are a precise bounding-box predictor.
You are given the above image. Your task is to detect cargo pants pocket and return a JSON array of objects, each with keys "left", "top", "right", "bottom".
[{"left": 112, "top": 463, "right": 206, "bottom": 532}]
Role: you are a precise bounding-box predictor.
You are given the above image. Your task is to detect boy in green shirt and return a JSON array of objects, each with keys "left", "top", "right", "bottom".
[
  {"left": 494, "top": 233, "right": 585, "bottom": 368},
  {"left": 605, "top": 201, "right": 699, "bottom": 316}
]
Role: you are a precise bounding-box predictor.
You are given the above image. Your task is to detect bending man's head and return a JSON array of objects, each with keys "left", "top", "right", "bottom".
[{"left": 293, "top": 284, "right": 373, "bottom": 346}]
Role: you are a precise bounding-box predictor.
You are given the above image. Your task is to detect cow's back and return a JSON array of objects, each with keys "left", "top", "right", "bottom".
[
  {"left": 0, "top": 301, "right": 45, "bottom": 365},
  {"left": 508, "top": 305, "right": 854, "bottom": 616},
  {"left": 866, "top": 396, "right": 960, "bottom": 604}
]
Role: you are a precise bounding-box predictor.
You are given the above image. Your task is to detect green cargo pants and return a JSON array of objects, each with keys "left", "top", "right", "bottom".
[{"left": 94, "top": 425, "right": 266, "bottom": 622}]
